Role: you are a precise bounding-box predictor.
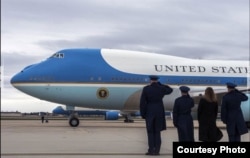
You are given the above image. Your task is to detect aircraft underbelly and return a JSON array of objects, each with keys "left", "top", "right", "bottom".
[{"left": 14, "top": 84, "right": 143, "bottom": 110}]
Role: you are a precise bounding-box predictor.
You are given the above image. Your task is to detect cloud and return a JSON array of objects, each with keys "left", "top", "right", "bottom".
[{"left": 1, "top": 0, "right": 249, "bottom": 112}]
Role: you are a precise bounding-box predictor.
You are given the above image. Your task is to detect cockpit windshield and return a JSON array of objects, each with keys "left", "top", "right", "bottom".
[{"left": 50, "top": 53, "right": 64, "bottom": 58}]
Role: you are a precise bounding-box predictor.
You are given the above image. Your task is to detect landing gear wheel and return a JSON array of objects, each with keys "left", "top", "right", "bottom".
[
  {"left": 124, "top": 115, "right": 134, "bottom": 123},
  {"left": 69, "top": 117, "right": 79, "bottom": 127},
  {"left": 124, "top": 119, "right": 134, "bottom": 123}
]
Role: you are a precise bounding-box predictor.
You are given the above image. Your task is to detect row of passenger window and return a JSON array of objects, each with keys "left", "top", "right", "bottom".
[{"left": 28, "top": 76, "right": 247, "bottom": 85}]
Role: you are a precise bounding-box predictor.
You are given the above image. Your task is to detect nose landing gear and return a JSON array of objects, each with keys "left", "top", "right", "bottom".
[{"left": 69, "top": 113, "right": 80, "bottom": 127}]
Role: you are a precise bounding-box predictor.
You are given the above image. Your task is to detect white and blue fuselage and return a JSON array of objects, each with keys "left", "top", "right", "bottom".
[{"left": 11, "top": 48, "right": 250, "bottom": 120}]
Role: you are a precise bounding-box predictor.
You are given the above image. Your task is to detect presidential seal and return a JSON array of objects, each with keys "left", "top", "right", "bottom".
[{"left": 97, "top": 88, "right": 109, "bottom": 99}]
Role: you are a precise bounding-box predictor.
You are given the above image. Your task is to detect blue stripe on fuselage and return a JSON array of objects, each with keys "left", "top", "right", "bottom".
[{"left": 11, "top": 48, "right": 248, "bottom": 87}]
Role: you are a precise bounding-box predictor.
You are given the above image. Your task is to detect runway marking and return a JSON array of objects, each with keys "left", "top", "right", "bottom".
[{"left": 1, "top": 152, "right": 173, "bottom": 156}]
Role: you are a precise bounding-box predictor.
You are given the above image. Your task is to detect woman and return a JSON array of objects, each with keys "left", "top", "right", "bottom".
[{"left": 198, "top": 87, "right": 223, "bottom": 142}]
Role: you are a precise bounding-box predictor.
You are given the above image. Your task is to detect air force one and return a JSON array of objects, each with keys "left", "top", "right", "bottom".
[{"left": 11, "top": 48, "right": 250, "bottom": 127}]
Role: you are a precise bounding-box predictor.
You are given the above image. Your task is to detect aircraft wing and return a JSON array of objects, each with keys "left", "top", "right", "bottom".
[{"left": 191, "top": 87, "right": 250, "bottom": 106}]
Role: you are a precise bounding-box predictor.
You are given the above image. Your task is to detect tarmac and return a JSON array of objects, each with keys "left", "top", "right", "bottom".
[{"left": 1, "top": 118, "right": 250, "bottom": 158}]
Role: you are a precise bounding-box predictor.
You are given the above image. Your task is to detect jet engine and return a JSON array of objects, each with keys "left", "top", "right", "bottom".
[
  {"left": 241, "top": 93, "right": 250, "bottom": 127},
  {"left": 104, "top": 111, "right": 119, "bottom": 120}
]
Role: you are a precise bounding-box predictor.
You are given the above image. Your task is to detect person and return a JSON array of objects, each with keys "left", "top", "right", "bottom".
[
  {"left": 140, "top": 75, "right": 173, "bottom": 155},
  {"left": 221, "top": 82, "right": 248, "bottom": 142},
  {"left": 45, "top": 112, "right": 49, "bottom": 123},
  {"left": 198, "top": 87, "right": 223, "bottom": 142},
  {"left": 173, "top": 86, "right": 195, "bottom": 142},
  {"left": 41, "top": 112, "right": 45, "bottom": 123}
]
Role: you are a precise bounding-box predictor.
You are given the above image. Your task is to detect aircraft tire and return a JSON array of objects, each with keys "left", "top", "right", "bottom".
[
  {"left": 124, "top": 119, "right": 134, "bottom": 123},
  {"left": 69, "top": 117, "right": 79, "bottom": 127}
]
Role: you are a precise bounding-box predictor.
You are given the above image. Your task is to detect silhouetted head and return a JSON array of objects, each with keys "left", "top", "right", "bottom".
[
  {"left": 226, "top": 82, "right": 237, "bottom": 89},
  {"left": 179, "top": 86, "right": 190, "bottom": 93},
  {"left": 204, "top": 87, "right": 217, "bottom": 102},
  {"left": 149, "top": 75, "right": 159, "bottom": 81}
]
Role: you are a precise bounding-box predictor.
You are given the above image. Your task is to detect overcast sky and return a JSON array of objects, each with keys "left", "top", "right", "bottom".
[{"left": 1, "top": 0, "right": 249, "bottom": 112}]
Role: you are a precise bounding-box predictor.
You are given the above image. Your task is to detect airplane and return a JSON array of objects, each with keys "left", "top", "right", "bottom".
[
  {"left": 10, "top": 48, "right": 250, "bottom": 127},
  {"left": 52, "top": 106, "right": 121, "bottom": 120},
  {"left": 52, "top": 106, "right": 171, "bottom": 120}
]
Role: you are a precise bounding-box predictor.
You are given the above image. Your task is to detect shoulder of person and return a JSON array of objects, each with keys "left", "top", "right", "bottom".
[
  {"left": 175, "top": 96, "right": 182, "bottom": 101},
  {"left": 224, "top": 92, "right": 232, "bottom": 97},
  {"left": 200, "top": 97, "right": 206, "bottom": 101},
  {"left": 201, "top": 97, "right": 213, "bottom": 103},
  {"left": 144, "top": 84, "right": 151, "bottom": 88},
  {"left": 142, "top": 85, "right": 150, "bottom": 91}
]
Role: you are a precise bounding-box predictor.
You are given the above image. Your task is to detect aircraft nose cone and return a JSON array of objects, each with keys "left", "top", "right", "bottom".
[
  {"left": 10, "top": 63, "right": 38, "bottom": 86},
  {"left": 10, "top": 72, "right": 24, "bottom": 85},
  {"left": 10, "top": 73, "right": 24, "bottom": 91},
  {"left": 10, "top": 74, "right": 18, "bottom": 86},
  {"left": 10, "top": 74, "right": 18, "bottom": 84}
]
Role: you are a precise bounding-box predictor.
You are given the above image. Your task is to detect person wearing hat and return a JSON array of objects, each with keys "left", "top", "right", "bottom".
[
  {"left": 140, "top": 75, "right": 173, "bottom": 155},
  {"left": 173, "top": 86, "right": 195, "bottom": 142},
  {"left": 221, "top": 82, "right": 248, "bottom": 142}
]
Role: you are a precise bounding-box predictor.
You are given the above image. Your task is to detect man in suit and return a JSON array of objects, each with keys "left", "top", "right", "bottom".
[
  {"left": 140, "top": 75, "right": 173, "bottom": 155},
  {"left": 221, "top": 82, "right": 248, "bottom": 142}
]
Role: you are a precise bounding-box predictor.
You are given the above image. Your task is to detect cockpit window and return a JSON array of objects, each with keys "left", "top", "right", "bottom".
[
  {"left": 50, "top": 53, "right": 64, "bottom": 58},
  {"left": 59, "top": 53, "right": 64, "bottom": 58}
]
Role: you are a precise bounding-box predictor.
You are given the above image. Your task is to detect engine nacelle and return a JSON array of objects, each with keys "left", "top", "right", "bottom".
[
  {"left": 105, "top": 111, "right": 119, "bottom": 120},
  {"left": 241, "top": 93, "right": 250, "bottom": 122},
  {"left": 52, "top": 106, "right": 69, "bottom": 115}
]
